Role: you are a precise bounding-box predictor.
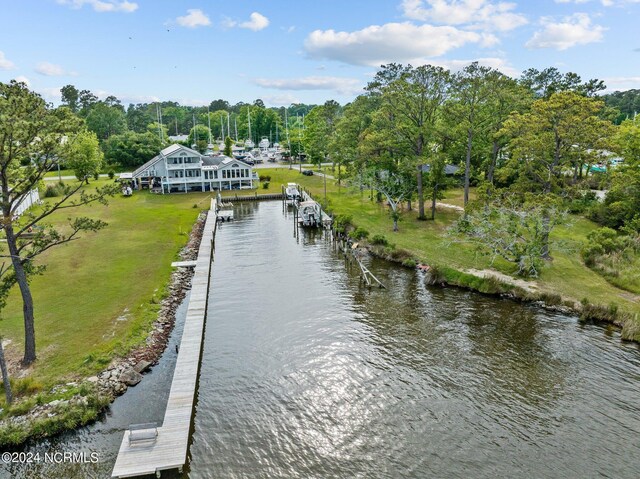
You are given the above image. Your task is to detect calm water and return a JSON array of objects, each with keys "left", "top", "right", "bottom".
[{"left": 3, "top": 201, "right": 640, "bottom": 478}]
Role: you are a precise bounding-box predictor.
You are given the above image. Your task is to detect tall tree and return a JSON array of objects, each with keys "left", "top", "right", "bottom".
[
  {"left": 0, "top": 81, "right": 116, "bottom": 364},
  {"left": 63, "top": 130, "right": 104, "bottom": 182},
  {"left": 365, "top": 64, "right": 450, "bottom": 218},
  {"left": 85, "top": 102, "right": 128, "bottom": 140},
  {"left": 450, "top": 62, "right": 495, "bottom": 207},
  {"left": 60, "top": 84, "right": 80, "bottom": 113},
  {"left": 103, "top": 131, "right": 164, "bottom": 168},
  {"left": 499, "top": 91, "right": 615, "bottom": 256}
]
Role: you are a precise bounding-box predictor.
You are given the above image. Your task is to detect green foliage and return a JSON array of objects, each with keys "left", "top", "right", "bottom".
[
  {"left": 262, "top": 181, "right": 269, "bottom": 189},
  {"left": 103, "top": 131, "right": 164, "bottom": 168},
  {"left": 332, "top": 214, "right": 352, "bottom": 234},
  {"left": 63, "top": 130, "right": 104, "bottom": 182},
  {"left": 259, "top": 175, "right": 271, "bottom": 182},
  {"left": 85, "top": 101, "right": 127, "bottom": 140},
  {"left": 224, "top": 136, "right": 233, "bottom": 157},
  {"left": 371, "top": 234, "right": 388, "bottom": 246},
  {"left": 43, "top": 184, "right": 62, "bottom": 198},
  {"left": 107, "top": 169, "right": 115, "bottom": 179},
  {"left": 348, "top": 226, "right": 369, "bottom": 240},
  {"left": 454, "top": 195, "right": 566, "bottom": 277},
  {"left": 401, "top": 258, "right": 417, "bottom": 268}
]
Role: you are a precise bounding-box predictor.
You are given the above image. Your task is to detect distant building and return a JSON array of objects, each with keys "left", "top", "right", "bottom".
[{"left": 132, "top": 144, "right": 257, "bottom": 194}]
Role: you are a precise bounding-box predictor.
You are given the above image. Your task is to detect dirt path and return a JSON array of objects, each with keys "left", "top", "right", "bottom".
[{"left": 466, "top": 268, "right": 540, "bottom": 294}]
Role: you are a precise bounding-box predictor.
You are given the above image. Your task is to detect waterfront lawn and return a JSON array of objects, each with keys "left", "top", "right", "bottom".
[{"left": 1, "top": 179, "right": 211, "bottom": 391}]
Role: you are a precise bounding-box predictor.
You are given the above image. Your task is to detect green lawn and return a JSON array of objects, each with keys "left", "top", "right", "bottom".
[{"left": 2, "top": 180, "right": 211, "bottom": 389}]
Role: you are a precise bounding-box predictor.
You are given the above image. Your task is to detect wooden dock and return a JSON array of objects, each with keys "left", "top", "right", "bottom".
[
  {"left": 222, "top": 192, "right": 284, "bottom": 202},
  {"left": 111, "top": 209, "right": 217, "bottom": 478}
]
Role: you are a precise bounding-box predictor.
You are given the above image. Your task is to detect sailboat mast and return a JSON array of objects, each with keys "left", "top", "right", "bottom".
[
  {"left": 227, "top": 112, "right": 231, "bottom": 140},
  {"left": 207, "top": 106, "right": 212, "bottom": 144},
  {"left": 248, "top": 108, "right": 252, "bottom": 144}
]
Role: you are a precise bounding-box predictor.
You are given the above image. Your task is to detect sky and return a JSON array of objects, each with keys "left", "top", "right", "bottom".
[{"left": 0, "top": 0, "right": 639, "bottom": 107}]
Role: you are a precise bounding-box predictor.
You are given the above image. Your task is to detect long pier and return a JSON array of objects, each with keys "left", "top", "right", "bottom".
[{"left": 111, "top": 206, "right": 217, "bottom": 478}]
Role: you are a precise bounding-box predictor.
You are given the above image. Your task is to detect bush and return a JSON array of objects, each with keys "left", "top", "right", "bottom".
[
  {"left": 93, "top": 172, "right": 99, "bottom": 181},
  {"left": 332, "top": 214, "right": 352, "bottom": 234},
  {"left": 349, "top": 227, "right": 369, "bottom": 240},
  {"left": 107, "top": 169, "right": 115, "bottom": 180},
  {"left": 43, "top": 184, "right": 60, "bottom": 197},
  {"left": 371, "top": 234, "right": 388, "bottom": 246},
  {"left": 262, "top": 182, "right": 270, "bottom": 189},
  {"left": 259, "top": 175, "right": 271, "bottom": 182},
  {"left": 402, "top": 258, "right": 417, "bottom": 268}
]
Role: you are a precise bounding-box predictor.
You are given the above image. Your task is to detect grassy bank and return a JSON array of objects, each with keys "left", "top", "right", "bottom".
[{"left": 1, "top": 179, "right": 210, "bottom": 411}]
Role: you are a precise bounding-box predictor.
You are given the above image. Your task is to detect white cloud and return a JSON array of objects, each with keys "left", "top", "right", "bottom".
[
  {"left": 0, "top": 51, "right": 15, "bottom": 70},
  {"left": 263, "top": 94, "right": 301, "bottom": 107},
  {"left": 38, "top": 87, "right": 63, "bottom": 103},
  {"left": 13, "top": 75, "right": 31, "bottom": 87},
  {"left": 254, "top": 76, "right": 363, "bottom": 95},
  {"left": 602, "top": 76, "right": 640, "bottom": 92},
  {"left": 56, "top": 0, "right": 138, "bottom": 13},
  {"left": 176, "top": 9, "right": 211, "bottom": 28},
  {"left": 305, "top": 22, "right": 485, "bottom": 66},
  {"left": 240, "top": 12, "right": 269, "bottom": 31},
  {"left": 525, "top": 13, "right": 606, "bottom": 50},
  {"left": 34, "top": 62, "right": 76, "bottom": 76},
  {"left": 555, "top": 0, "right": 639, "bottom": 5},
  {"left": 225, "top": 12, "right": 270, "bottom": 31},
  {"left": 401, "top": 0, "right": 528, "bottom": 32}
]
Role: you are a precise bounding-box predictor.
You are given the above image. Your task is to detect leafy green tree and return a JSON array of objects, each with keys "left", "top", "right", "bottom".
[
  {"left": 329, "top": 95, "right": 378, "bottom": 186},
  {"left": 519, "top": 67, "right": 605, "bottom": 99},
  {"left": 60, "top": 84, "right": 80, "bottom": 113},
  {"left": 85, "top": 101, "right": 128, "bottom": 140},
  {"left": 0, "top": 81, "right": 116, "bottom": 365},
  {"left": 499, "top": 91, "right": 615, "bottom": 256},
  {"left": 63, "top": 130, "right": 104, "bottom": 183},
  {"left": 365, "top": 64, "right": 450, "bottom": 218},
  {"left": 188, "top": 124, "right": 212, "bottom": 153},
  {"left": 449, "top": 62, "right": 497, "bottom": 207},
  {"left": 103, "top": 131, "right": 163, "bottom": 168},
  {"left": 224, "top": 136, "right": 233, "bottom": 157},
  {"left": 303, "top": 100, "right": 342, "bottom": 168}
]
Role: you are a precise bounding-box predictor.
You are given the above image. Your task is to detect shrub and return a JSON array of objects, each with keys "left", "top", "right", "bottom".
[
  {"left": 93, "top": 172, "right": 99, "bottom": 181},
  {"left": 402, "top": 258, "right": 417, "bottom": 268},
  {"left": 332, "top": 214, "right": 352, "bottom": 234},
  {"left": 107, "top": 169, "right": 115, "bottom": 180},
  {"left": 259, "top": 175, "right": 271, "bottom": 182},
  {"left": 262, "top": 182, "right": 270, "bottom": 189},
  {"left": 349, "top": 227, "right": 369, "bottom": 241},
  {"left": 371, "top": 234, "right": 388, "bottom": 246},
  {"left": 43, "top": 184, "right": 60, "bottom": 197}
]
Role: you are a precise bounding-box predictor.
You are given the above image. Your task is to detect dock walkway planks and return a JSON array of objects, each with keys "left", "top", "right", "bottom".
[{"left": 111, "top": 209, "right": 217, "bottom": 478}]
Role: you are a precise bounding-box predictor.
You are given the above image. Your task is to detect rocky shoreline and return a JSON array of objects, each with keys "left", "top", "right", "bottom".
[
  {"left": 89, "top": 210, "right": 208, "bottom": 398},
  {"left": 0, "top": 211, "right": 208, "bottom": 446}
]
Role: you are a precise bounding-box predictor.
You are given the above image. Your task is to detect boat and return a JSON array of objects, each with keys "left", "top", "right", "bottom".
[
  {"left": 258, "top": 137, "right": 270, "bottom": 151},
  {"left": 285, "top": 182, "right": 300, "bottom": 205},
  {"left": 297, "top": 200, "right": 322, "bottom": 227}
]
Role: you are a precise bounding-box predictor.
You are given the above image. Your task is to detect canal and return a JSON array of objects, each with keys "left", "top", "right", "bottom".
[{"left": 3, "top": 201, "right": 640, "bottom": 478}]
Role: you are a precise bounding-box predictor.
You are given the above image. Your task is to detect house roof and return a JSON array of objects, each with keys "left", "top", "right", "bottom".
[{"left": 133, "top": 144, "right": 203, "bottom": 177}]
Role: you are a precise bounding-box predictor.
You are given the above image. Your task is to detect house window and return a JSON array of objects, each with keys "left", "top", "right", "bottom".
[{"left": 214, "top": 171, "right": 218, "bottom": 179}]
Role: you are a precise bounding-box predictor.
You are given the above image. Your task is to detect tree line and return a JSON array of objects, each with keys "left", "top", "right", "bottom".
[{"left": 300, "top": 64, "right": 639, "bottom": 277}]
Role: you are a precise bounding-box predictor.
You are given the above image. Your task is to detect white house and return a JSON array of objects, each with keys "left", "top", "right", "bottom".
[{"left": 132, "top": 144, "right": 258, "bottom": 194}]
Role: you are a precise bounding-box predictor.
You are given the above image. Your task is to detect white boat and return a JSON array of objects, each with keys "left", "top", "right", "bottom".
[
  {"left": 285, "top": 182, "right": 300, "bottom": 205},
  {"left": 259, "top": 137, "right": 270, "bottom": 151},
  {"left": 297, "top": 200, "right": 322, "bottom": 227}
]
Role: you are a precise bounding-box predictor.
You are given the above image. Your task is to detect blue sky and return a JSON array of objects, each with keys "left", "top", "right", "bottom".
[{"left": 0, "top": 0, "right": 639, "bottom": 107}]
